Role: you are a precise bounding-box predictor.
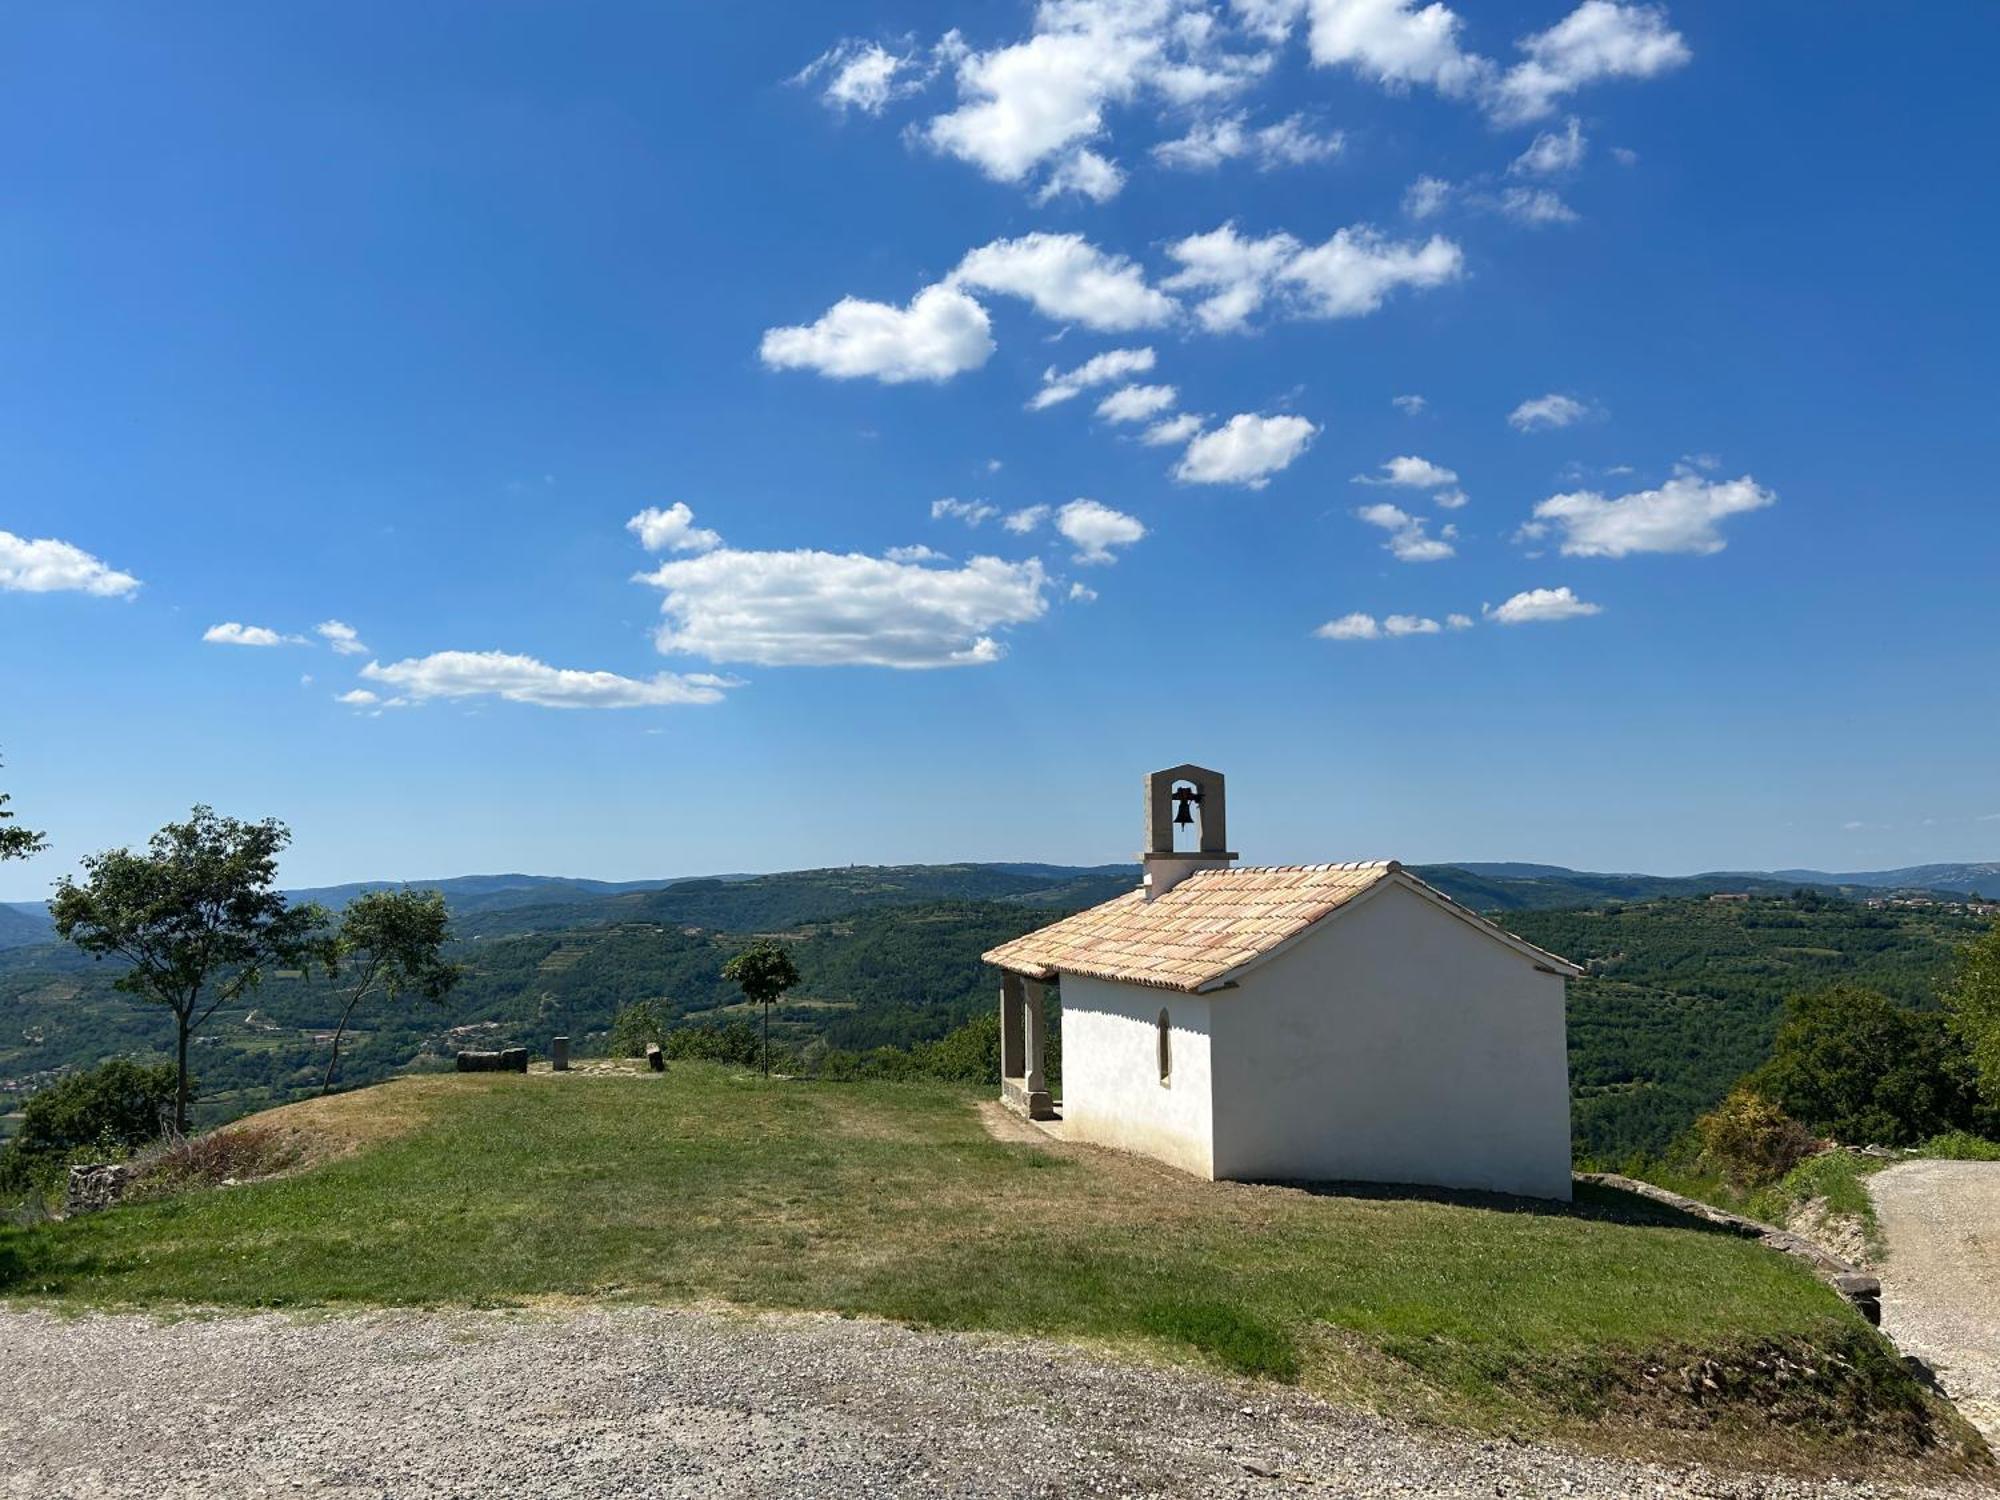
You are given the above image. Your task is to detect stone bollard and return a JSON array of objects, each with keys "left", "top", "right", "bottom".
[
  {"left": 646, "top": 1044, "right": 665, "bottom": 1072},
  {"left": 456, "top": 1049, "right": 503, "bottom": 1072},
  {"left": 551, "top": 1036, "right": 570, "bottom": 1072},
  {"left": 500, "top": 1046, "right": 529, "bottom": 1073}
]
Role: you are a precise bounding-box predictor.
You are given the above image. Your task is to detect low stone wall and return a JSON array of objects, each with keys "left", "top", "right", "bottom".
[
  {"left": 64, "top": 1162, "right": 134, "bottom": 1217},
  {"left": 1579, "top": 1171, "right": 1882, "bottom": 1326},
  {"left": 455, "top": 1048, "right": 529, "bottom": 1073}
]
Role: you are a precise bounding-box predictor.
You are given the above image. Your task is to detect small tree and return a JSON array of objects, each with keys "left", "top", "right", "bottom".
[
  {"left": 0, "top": 752, "right": 46, "bottom": 863},
  {"left": 608, "top": 1001, "right": 666, "bottom": 1059},
  {"left": 0, "top": 1059, "right": 179, "bottom": 1193},
  {"left": 50, "top": 807, "right": 327, "bottom": 1133},
  {"left": 1947, "top": 917, "right": 2000, "bottom": 1113},
  {"left": 1695, "top": 1087, "right": 1818, "bottom": 1188},
  {"left": 721, "top": 942, "right": 800, "bottom": 1078},
  {"left": 322, "top": 889, "right": 459, "bottom": 1094}
]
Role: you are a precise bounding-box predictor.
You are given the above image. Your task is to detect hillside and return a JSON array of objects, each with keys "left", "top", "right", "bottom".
[{"left": 1, "top": 1068, "right": 1980, "bottom": 1477}]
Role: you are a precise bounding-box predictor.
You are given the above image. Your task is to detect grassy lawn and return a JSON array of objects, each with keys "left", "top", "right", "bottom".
[{"left": 0, "top": 1068, "right": 1980, "bottom": 1472}]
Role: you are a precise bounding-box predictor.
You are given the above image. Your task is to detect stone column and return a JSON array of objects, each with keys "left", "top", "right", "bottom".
[
  {"left": 551, "top": 1036, "right": 570, "bottom": 1072},
  {"left": 1000, "top": 971, "right": 1025, "bottom": 1081},
  {"left": 1020, "top": 979, "right": 1054, "bottom": 1120}
]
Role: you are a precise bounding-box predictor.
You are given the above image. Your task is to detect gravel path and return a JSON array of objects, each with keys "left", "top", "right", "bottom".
[
  {"left": 1872, "top": 1160, "right": 2000, "bottom": 1444},
  {"left": 0, "top": 1304, "right": 1983, "bottom": 1499}
]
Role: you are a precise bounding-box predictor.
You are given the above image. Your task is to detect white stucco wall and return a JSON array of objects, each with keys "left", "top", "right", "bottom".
[
  {"left": 1206, "top": 881, "right": 1573, "bottom": 1199},
  {"left": 1059, "top": 974, "right": 1216, "bottom": 1178}
]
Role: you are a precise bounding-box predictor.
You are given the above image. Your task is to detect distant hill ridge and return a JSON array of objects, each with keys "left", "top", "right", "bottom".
[{"left": 2, "top": 857, "right": 1992, "bottom": 950}]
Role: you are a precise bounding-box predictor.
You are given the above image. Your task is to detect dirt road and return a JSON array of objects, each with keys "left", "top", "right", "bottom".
[{"left": 1873, "top": 1159, "right": 2000, "bottom": 1445}]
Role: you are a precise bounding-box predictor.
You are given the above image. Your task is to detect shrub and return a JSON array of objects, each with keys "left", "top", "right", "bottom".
[
  {"left": 663, "top": 1020, "right": 774, "bottom": 1068},
  {"left": 607, "top": 1002, "right": 666, "bottom": 1059},
  {"left": 0, "top": 1059, "right": 179, "bottom": 1193},
  {"left": 1921, "top": 1129, "right": 2000, "bottom": 1161},
  {"left": 1695, "top": 1088, "right": 1818, "bottom": 1188},
  {"left": 128, "top": 1124, "right": 305, "bottom": 1201}
]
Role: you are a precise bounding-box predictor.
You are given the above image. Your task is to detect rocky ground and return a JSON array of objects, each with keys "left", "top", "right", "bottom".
[
  {"left": 1873, "top": 1160, "right": 2000, "bottom": 1447},
  {"left": 2, "top": 1304, "right": 1988, "bottom": 1500}
]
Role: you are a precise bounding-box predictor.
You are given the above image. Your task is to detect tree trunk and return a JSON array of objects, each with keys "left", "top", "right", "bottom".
[
  {"left": 174, "top": 1013, "right": 191, "bottom": 1136},
  {"left": 321, "top": 991, "right": 364, "bottom": 1096},
  {"left": 762, "top": 1001, "right": 770, "bottom": 1078}
]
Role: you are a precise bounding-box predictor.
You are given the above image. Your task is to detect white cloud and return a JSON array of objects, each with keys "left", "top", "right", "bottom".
[
  {"left": 1163, "top": 221, "right": 1462, "bottom": 333},
  {"left": 760, "top": 283, "right": 994, "bottom": 383},
  {"left": 1434, "top": 488, "right": 1468, "bottom": 510},
  {"left": 1492, "top": 2, "right": 1691, "bottom": 124},
  {"left": 1356, "top": 502, "right": 1455, "bottom": 562},
  {"left": 336, "top": 688, "right": 380, "bottom": 706},
  {"left": 794, "top": 39, "right": 925, "bottom": 114},
  {"left": 1068, "top": 581, "right": 1100, "bottom": 603},
  {"left": 317, "top": 620, "right": 368, "bottom": 656},
  {"left": 1142, "top": 412, "right": 1206, "bottom": 446},
  {"left": 1003, "top": 504, "right": 1052, "bottom": 534},
  {"left": 1152, "top": 111, "right": 1342, "bottom": 170},
  {"left": 204, "top": 622, "right": 307, "bottom": 647},
  {"left": 0, "top": 530, "right": 140, "bottom": 597},
  {"left": 1384, "top": 613, "right": 1442, "bottom": 636},
  {"left": 1497, "top": 186, "right": 1578, "bottom": 225},
  {"left": 920, "top": 0, "right": 1273, "bottom": 196},
  {"left": 1530, "top": 473, "right": 1776, "bottom": 557},
  {"left": 1315, "top": 611, "right": 1381, "bottom": 641},
  {"left": 1507, "top": 391, "right": 1591, "bottom": 431},
  {"left": 626, "top": 502, "right": 722, "bottom": 554},
  {"left": 932, "top": 498, "right": 999, "bottom": 526},
  {"left": 1354, "top": 454, "right": 1458, "bottom": 488},
  {"left": 1392, "top": 393, "right": 1427, "bottom": 415},
  {"left": 1030, "top": 345, "right": 1157, "bottom": 408},
  {"left": 637, "top": 549, "right": 1050, "bottom": 669},
  {"left": 1174, "top": 412, "right": 1317, "bottom": 488},
  {"left": 1446, "top": 612, "right": 1475, "bottom": 629},
  {"left": 1403, "top": 175, "right": 1452, "bottom": 219},
  {"left": 1036, "top": 146, "right": 1127, "bottom": 203},
  {"left": 1097, "top": 382, "right": 1179, "bottom": 423},
  {"left": 1511, "top": 115, "right": 1586, "bottom": 174},
  {"left": 952, "top": 233, "right": 1176, "bottom": 332},
  {"left": 1303, "top": 0, "right": 1490, "bottom": 97},
  {"left": 361, "top": 651, "right": 730, "bottom": 708},
  {"left": 1486, "top": 585, "right": 1602, "bottom": 624},
  {"left": 1056, "top": 499, "right": 1146, "bottom": 564},
  {"left": 886, "top": 544, "right": 949, "bottom": 563}
]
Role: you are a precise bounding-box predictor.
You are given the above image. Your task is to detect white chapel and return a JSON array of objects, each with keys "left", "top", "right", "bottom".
[{"left": 983, "top": 765, "right": 1580, "bottom": 1201}]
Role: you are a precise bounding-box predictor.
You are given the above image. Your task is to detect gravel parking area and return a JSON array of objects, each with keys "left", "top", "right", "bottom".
[
  {"left": 1, "top": 1304, "right": 1984, "bottom": 1499},
  {"left": 1873, "top": 1160, "right": 2000, "bottom": 1445}
]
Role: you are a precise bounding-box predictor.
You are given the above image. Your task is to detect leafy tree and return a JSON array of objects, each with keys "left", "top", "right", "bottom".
[
  {"left": 1946, "top": 918, "right": 2000, "bottom": 1111},
  {"left": 0, "top": 1059, "right": 179, "bottom": 1192},
  {"left": 1694, "top": 1087, "right": 1817, "bottom": 1188},
  {"left": 322, "top": 889, "right": 459, "bottom": 1093},
  {"left": 1751, "top": 984, "right": 1979, "bottom": 1145},
  {"left": 608, "top": 1001, "right": 666, "bottom": 1058},
  {"left": 721, "top": 942, "right": 800, "bottom": 1078},
  {"left": 50, "top": 807, "right": 328, "bottom": 1133},
  {"left": 0, "top": 752, "right": 46, "bottom": 863}
]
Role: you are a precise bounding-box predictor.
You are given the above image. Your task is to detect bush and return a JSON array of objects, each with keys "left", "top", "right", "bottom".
[
  {"left": 128, "top": 1124, "right": 305, "bottom": 1201},
  {"left": 0, "top": 1059, "right": 179, "bottom": 1193},
  {"left": 663, "top": 1020, "right": 774, "bottom": 1068},
  {"left": 607, "top": 1002, "right": 665, "bottom": 1059},
  {"left": 1695, "top": 1088, "right": 1818, "bottom": 1188},
  {"left": 1921, "top": 1129, "right": 2000, "bottom": 1161}
]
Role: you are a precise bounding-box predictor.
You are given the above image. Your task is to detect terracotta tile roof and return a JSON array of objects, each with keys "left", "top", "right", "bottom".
[{"left": 982, "top": 861, "right": 1580, "bottom": 994}]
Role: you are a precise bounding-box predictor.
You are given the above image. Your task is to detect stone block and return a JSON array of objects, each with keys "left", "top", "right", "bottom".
[
  {"left": 500, "top": 1047, "right": 529, "bottom": 1073},
  {"left": 64, "top": 1162, "right": 132, "bottom": 1217},
  {"left": 551, "top": 1036, "right": 570, "bottom": 1072},
  {"left": 646, "top": 1044, "right": 665, "bottom": 1072}
]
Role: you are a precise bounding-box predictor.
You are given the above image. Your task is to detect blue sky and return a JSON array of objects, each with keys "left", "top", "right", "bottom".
[{"left": 4, "top": 1, "right": 1997, "bottom": 896}]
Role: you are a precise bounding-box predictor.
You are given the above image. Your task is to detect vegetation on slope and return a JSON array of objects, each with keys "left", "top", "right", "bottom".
[{"left": 0, "top": 1068, "right": 1980, "bottom": 1475}]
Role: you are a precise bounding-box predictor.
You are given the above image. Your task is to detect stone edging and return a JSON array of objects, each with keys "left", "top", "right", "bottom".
[{"left": 1577, "top": 1172, "right": 1882, "bottom": 1325}]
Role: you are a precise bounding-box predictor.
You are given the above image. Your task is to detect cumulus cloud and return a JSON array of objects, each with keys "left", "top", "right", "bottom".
[
  {"left": 1152, "top": 111, "right": 1342, "bottom": 170},
  {"left": 1029, "top": 346, "right": 1157, "bottom": 409},
  {"left": 1486, "top": 585, "right": 1602, "bottom": 624},
  {"left": 1384, "top": 613, "right": 1442, "bottom": 635},
  {"left": 1096, "top": 382, "right": 1179, "bottom": 423},
  {"left": 886, "top": 544, "right": 949, "bottom": 563},
  {"left": 919, "top": 0, "right": 1272, "bottom": 197},
  {"left": 1163, "top": 221, "right": 1463, "bottom": 333},
  {"left": 637, "top": 549, "right": 1050, "bottom": 668},
  {"left": 1318, "top": 606, "right": 1474, "bottom": 639},
  {"left": 1497, "top": 186, "right": 1579, "bottom": 225},
  {"left": 626, "top": 502, "right": 722, "bottom": 554},
  {"left": 1302, "top": 0, "right": 1490, "bottom": 96},
  {"left": 1174, "top": 412, "right": 1317, "bottom": 487},
  {"left": 0, "top": 530, "right": 140, "bottom": 597},
  {"left": 1491, "top": 2, "right": 1690, "bottom": 124},
  {"left": 1356, "top": 502, "right": 1456, "bottom": 562},
  {"left": 317, "top": 620, "right": 368, "bottom": 656},
  {"left": 952, "top": 233, "right": 1177, "bottom": 332},
  {"left": 1511, "top": 115, "right": 1587, "bottom": 174},
  {"left": 1354, "top": 454, "right": 1458, "bottom": 488},
  {"left": 794, "top": 38, "right": 929, "bottom": 113},
  {"left": 1403, "top": 175, "right": 1452, "bottom": 219},
  {"left": 760, "top": 283, "right": 994, "bottom": 383},
  {"left": 1003, "top": 504, "right": 1052, "bottom": 533},
  {"left": 361, "top": 651, "right": 730, "bottom": 708},
  {"left": 1036, "top": 146, "right": 1127, "bottom": 203},
  {"left": 1315, "top": 611, "right": 1381, "bottom": 641},
  {"left": 1392, "top": 393, "right": 1427, "bottom": 415},
  {"left": 1507, "top": 392, "right": 1592, "bottom": 431},
  {"left": 1529, "top": 473, "right": 1776, "bottom": 557},
  {"left": 1068, "top": 581, "right": 1099, "bottom": 603},
  {"left": 1141, "top": 412, "right": 1206, "bottom": 446},
  {"left": 1056, "top": 499, "right": 1146, "bottom": 563},
  {"left": 932, "top": 497, "right": 999, "bottom": 526},
  {"left": 1446, "top": 612, "right": 1475, "bottom": 629},
  {"left": 336, "top": 688, "right": 380, "bottom": 706},
  {"left": 204, "top": 622, "right": 306, "bottom": 647}
]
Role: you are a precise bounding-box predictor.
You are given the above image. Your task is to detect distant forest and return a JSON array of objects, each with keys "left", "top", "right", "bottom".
[{"left": 1, "top": 860, "right": 1990, "bottom": 1159}]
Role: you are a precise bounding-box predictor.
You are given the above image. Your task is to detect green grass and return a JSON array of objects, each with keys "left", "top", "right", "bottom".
[{"left": 0, "top": 1069, "right": 1978, "bottom": 1471}]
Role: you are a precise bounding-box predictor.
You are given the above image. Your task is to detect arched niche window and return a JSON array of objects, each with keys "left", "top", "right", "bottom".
[{"left": 1157, "top": 1008, "right": 1172, "bottom": 1087}]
